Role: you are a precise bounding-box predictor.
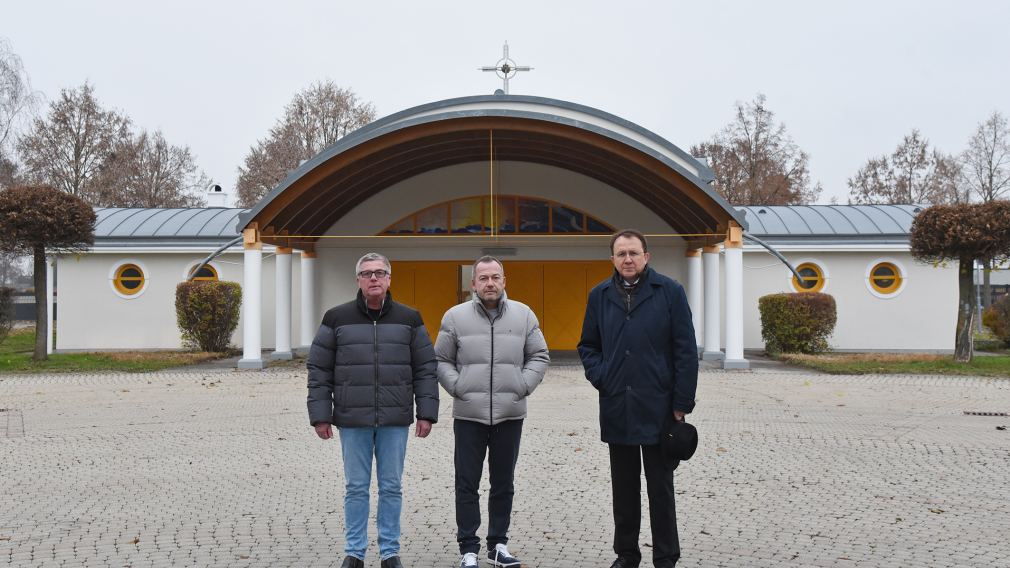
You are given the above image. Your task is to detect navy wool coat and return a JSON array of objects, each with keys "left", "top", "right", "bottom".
[{"left": 578, "top": 267, "right": 698, "bottom": 445}]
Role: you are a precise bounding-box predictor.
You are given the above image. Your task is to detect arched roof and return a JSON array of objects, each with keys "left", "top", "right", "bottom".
[{"left": 237, "top": 94, "right": 747, "bottom": 248}]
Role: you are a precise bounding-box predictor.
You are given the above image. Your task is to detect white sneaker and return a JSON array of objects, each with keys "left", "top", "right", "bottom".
[
  {"left": 487, "top": 544, "right": 521, "bottom": 568},
  {"left": 460, "top": 552, "right": 479, "bottom": 568}
]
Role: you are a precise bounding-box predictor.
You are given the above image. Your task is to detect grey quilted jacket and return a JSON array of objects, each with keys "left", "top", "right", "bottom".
[
  {"left": 434, "top": 293, "right": 549, "bottom": 425},
  {"left": 306, "top": 291, "right": 439, "bottom": 428}
]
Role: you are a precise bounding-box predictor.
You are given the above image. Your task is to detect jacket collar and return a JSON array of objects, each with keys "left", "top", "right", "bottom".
[
  {"left": 606, "top": 266, "right": 655, "bottom": 312},
  {"left": 357, "top": 290, "right": 393, "bottom": 318},
  {"left": 472, "top": 290, "right": 508, "bottom": 320}
]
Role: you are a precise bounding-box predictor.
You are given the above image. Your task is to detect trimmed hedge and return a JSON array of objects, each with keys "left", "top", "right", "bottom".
[
  {"left": 0, "top": 287, "right": 12, "bottom": 344},
  {"left": 983, "top": 295, "right": 1010, "bottom": 347},
  {"left": 175, "top": 281, "right": 242, "bottom": 352},
  {"left": 759, "top": 292, "right": 837, "bottom": 354}
]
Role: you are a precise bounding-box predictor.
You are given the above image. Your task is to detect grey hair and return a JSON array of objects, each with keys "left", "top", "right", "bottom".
[
  {"left": 472, "top": 255, "right": 504, "bottom": 274},
  {"left": 355, "top": 252, "right": 391, "bottom": 275}
]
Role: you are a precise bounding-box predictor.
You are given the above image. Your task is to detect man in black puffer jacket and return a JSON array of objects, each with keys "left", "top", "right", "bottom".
[{"left": 307, "top": 252, "right": 439, "bottom": 568}]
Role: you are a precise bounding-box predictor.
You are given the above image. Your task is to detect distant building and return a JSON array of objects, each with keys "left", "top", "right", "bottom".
[{"left": 48, "top": 96, "right": 958, "bottom": 365}]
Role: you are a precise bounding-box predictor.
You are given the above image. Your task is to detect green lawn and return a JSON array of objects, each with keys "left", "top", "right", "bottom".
[
  {"left": 0, "top": 328, "right": 231, "bottom": 373},
  {"left": 779, "top": 352, "right": 1010, "bottom": 377}
]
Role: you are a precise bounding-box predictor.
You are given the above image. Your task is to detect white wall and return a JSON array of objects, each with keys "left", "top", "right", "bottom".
[
  {"left": 737, "top": 249, "right": 958, "bottom": 352},
  {"left": 56, "top": 251, "right": 298, "bottom": 351}
]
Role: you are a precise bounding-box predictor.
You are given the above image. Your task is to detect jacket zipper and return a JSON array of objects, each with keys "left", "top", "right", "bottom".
[
  {"left": 373, "top": 319, "right": 379, "bottom": 428},
  {"left": 489, "top": 318, "right": 495, "bottom": 425}
]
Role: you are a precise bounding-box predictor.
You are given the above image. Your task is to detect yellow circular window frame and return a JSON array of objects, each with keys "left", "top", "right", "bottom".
[
  {"left": 791, "top": 262, "right": 825, "bottom": 293},
  {"left": 869, "top": 262, "right": 902, "bottom": 294},
  {"left": 188, "top": 264, "right": 219, "bottom": 282},
  {"left": 114, "top": 264, "right": 146, "bottom": 296}
]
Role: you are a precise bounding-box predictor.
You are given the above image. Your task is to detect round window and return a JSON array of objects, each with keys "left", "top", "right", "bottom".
[
  {"left": 188, "top": 264, "right": 219, "bottom": 281},
  {"left": 791, "top": 262, "right": 825, "bottom": 293},
  {"left": 114, "top": 264, "right": 145, "bottom": 295},
  {"left": 870, "top": 262, "right": 902, "bottom": 294}
]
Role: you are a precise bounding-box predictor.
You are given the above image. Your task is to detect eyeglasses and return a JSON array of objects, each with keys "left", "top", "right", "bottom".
[
  {"left": 614, "top": 250, "right": 644, "bottom": 259},
  {"left": 357, "top": 269, "right": 390, "bottom": 279}
]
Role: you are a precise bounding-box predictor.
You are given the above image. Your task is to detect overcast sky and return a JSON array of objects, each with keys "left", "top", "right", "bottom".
[{"left": 6, "top": 0, "right": 1009, "bottom": 206}]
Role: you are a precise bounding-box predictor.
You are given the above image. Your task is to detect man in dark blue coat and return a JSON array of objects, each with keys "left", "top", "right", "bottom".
[{"left": 578, "top": 229, "right": 699, "bottom": 568}]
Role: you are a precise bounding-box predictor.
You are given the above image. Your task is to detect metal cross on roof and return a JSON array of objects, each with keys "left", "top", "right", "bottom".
[{"left": 479, "top": 42, "right": 532, "bottom": 95}]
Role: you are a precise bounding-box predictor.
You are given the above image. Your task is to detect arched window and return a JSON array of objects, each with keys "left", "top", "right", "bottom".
[
  {"left": 382, "top": 195, "right": 614, "bottom": 235},
  {"left": 791, "top": 262, "right": 825, "bottom": 293},
  {"left": 114, "top": 264, "right": 145, "bottom": 296}
]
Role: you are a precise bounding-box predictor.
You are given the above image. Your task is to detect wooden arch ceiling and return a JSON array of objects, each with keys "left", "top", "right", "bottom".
[{"left": 247, "top": 116, "right": 735, "bottom": 249}]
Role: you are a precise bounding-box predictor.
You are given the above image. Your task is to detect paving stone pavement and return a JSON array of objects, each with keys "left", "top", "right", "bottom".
[{"left": 1, "top": 365, "right": 1008, "bottom": 567}]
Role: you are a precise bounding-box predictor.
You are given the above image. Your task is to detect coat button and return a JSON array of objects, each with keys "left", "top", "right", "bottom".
[
  {"left": 625, "top": 349, "right": 631, "bottom": 356},
  {"left": 626, "top": 315, "right": 631, "bottom": 320}
]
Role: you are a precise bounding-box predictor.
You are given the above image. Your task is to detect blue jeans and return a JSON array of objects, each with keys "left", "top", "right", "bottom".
[{"left": 338, "top": 425, "right": 409, "bottom": 561}]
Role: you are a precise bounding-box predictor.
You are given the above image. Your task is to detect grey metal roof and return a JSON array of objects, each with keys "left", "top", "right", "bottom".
[
  {"left": 93, "top": 208, "right": 246, "bottom": 246},
  {"left": 737, "top": 205, "right": 922, "bottom": 243}
]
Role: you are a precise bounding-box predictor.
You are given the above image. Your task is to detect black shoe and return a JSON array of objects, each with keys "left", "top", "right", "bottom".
[
  {"left": 381, "top": 556, "right": 405, "bottom": 568},
  {"left": 610, "top": 558, "right": 640, "bottom": 568},
  {"left": 340, "top": 557, "right": 364, "bottom": 568},
  {"left": 486, "top": 544, "right": 521, "bottom": 568}
]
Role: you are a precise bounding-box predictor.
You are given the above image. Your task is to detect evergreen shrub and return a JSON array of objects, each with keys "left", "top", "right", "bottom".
[
  {"left": 758, "top": 292, "right": 837, "bottom": 354},
  {"left": 175, "top": 281, "right": 242, "bottom": 352}
]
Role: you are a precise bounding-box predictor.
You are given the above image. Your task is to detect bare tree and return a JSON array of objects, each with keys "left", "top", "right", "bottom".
[
  {"left": 691, "top": 94, "right": 820, "bottom": 205},
  {"left": 848, "top": 129, "right": 963, "bottom": 205},
  {"left": 962, "top": 111, "right": 1010, "bottom": 307},
  {"left": 0, "top": 251, "right": 28, "bottom": 288},
  {"left": 95, "top": 130, "right": 208, "bottom": 208},
  {"left": 17, "top": 83, "right": 132, "bottom": 202},
  {"left": 963, "top": 111, "right": 1010, "bottom": 203},
  {"left": 0, "top": 38, "right": 41, "bottom": 189},
  {"left": 236, "top": 81, "right": 375, "bottom": 207}
]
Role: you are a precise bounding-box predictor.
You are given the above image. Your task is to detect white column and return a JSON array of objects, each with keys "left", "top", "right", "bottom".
[
  {"left": 300, "top": 251, "right": 317, "bottom": 349},
  {"left": 702, "top": 244, "right": 723, "bottom": 360},
  {"left": 723, "top": 236, "right": 750, "bottom": 370},
  {"left": 238, "top": 235, "right": 264, "bottom": 369},
  {"left": 46, "top": 256, "right": 54, "bottom": 355},
  {"left": 272, "top": 247, "right": 293, "bottom": 360},
  {"left": 686, "top": 249, "right": 703, "bottom": 354}
]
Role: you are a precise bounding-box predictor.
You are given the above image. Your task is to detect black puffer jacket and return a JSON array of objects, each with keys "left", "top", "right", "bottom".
[{"left": 307, "top": 291, "right": 439, "bottom": 427}]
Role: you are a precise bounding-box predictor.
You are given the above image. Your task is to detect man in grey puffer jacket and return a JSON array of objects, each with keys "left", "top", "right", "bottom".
[{"left": 435, "top": 256, "right": 549, "bottom": 568}]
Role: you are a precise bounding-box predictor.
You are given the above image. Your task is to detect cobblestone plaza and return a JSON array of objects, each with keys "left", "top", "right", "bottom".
[{"left": 2, "top": 365, "right": 1008, "bottom": 567}]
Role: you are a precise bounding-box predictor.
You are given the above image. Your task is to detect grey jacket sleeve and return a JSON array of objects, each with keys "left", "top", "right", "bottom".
[
  {"left": 520, "top": 308, "right": 550, "bottom": 395},
  {"left": 410, "top": 316, "right": 440, "bottom": 423},
  {"left": 434, "top": 310, "right": 461, "bottom": 397},
  {"left": 306, "top": 322, "right": 336, "bottom": 426}
]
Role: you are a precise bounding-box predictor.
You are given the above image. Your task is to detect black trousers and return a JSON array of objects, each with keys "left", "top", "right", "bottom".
[
  {"left": 454, "top": 418, "right": 524, "bottom": 554},
  {"left": 608, "top": 443, "right": 680, "bottom": 567}
]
